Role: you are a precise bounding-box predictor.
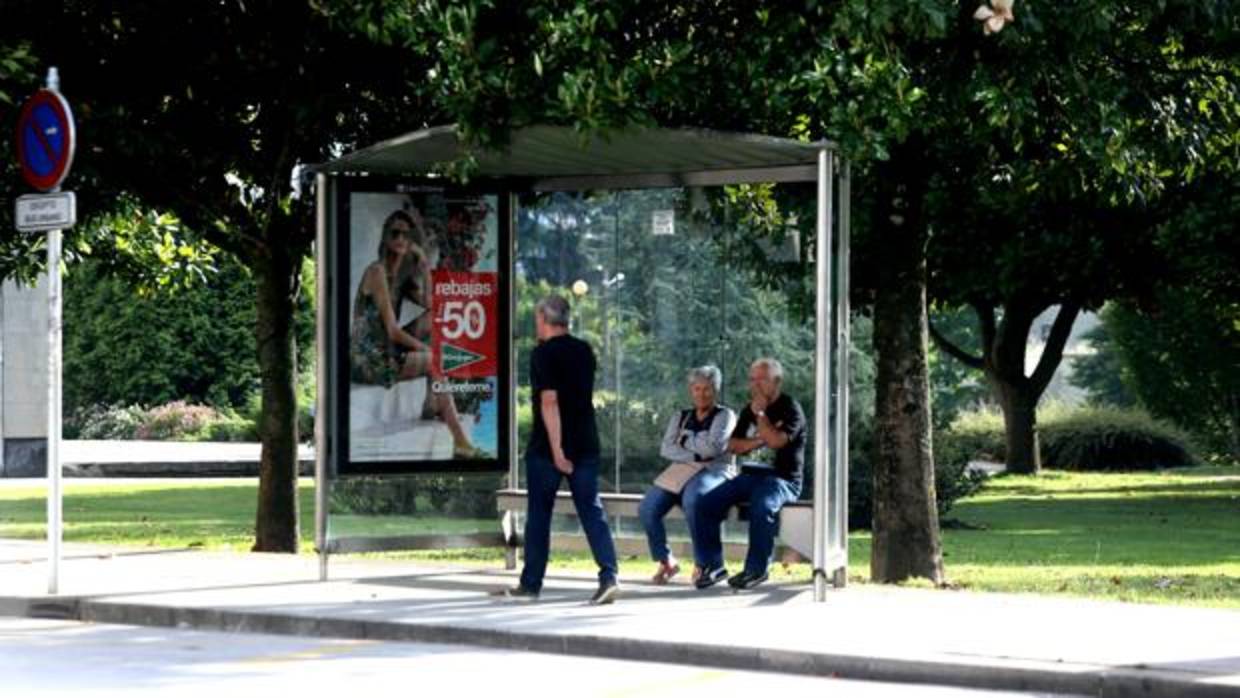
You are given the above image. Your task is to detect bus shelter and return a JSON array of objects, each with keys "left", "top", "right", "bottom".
[{"left": 308, "top": 125, "right": 851, "bottom": 600}]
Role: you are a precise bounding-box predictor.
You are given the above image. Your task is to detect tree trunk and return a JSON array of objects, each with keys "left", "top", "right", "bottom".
[
  {"left": 870, "top": 162, "right": 944, "bottom": 584},
  {"left": 252, "top": 245, "right": 300, "bottom": 553},
  {"left": 996, "top": 382, "right": 1041, "bottom": 475},
  {"left": 982, "top": 300, "right": 1079, "bottom": 475}
]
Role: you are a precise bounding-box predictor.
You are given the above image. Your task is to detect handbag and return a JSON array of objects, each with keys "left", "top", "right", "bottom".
[{"left": 653, "top": 461, "right": 704, "bottom": 494}]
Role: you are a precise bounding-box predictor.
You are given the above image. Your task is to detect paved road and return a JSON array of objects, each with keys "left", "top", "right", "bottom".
[{"left": 3, "top": 618, "right": 1065, "bottom": 697}]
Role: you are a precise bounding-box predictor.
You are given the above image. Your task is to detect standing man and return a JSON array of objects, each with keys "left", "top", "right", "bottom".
[
  {"left": 499, "top": 294, "right": 619, "bottom": 604},
  {"left": 694, "top": 357, "right": 806, "bottom": 590}
]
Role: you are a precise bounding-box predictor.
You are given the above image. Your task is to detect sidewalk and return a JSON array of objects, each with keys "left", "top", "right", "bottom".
[{"left": 2, "top": 540, "right": 1238, "bottom": 696}]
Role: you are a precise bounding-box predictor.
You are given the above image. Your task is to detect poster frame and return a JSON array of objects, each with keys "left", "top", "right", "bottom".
[{"left": 331, "top": 176, "right": 512, "bottom": 477}]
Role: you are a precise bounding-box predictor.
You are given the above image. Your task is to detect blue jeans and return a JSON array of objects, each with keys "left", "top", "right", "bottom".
[
  {"left": 520, "top": 452, "right": 617, "bottom": 593},
  {"left": 638, "top": 467, "right": 729, "bottom": 568},
  {"left": 695, "top": 472, "right": 801, "bottom": 576}
]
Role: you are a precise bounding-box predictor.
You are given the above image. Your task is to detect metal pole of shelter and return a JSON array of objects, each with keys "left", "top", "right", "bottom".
[
  {"left": 504, "top": 193, "right": 520, "bottom": 569},
  {"left": 831, "top": 160, "right": 851, "bottom": 586},
  {"left": 315, "top": 173, "right": 330, "bottom": 582},
  {"left": 812, "top": 148, "right": 834, "bottom": 602},
  {"left": 507, "top": 193, "right": 520, "bottom": 495}
]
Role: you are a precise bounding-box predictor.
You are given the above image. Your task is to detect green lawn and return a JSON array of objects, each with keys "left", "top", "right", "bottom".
[
  {"left": 1, "top": 467, "right": 1237, "bottom": 607},
  {"left": 931, "top": 467, "right": 1240, "bottom": 607}
]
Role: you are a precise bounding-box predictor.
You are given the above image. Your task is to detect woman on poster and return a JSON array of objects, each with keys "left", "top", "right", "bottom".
[{"left": 349, "top": 209, "right": 485, "bottom": 459}]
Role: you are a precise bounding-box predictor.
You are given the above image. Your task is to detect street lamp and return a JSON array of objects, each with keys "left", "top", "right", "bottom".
[{"left": 570, "top": 279, "right": 588, "bottom": 330}]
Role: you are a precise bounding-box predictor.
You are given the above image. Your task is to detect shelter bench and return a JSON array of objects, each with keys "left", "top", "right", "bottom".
[{"left": 494, "top": 488, "right": 814, "bottom": 570}]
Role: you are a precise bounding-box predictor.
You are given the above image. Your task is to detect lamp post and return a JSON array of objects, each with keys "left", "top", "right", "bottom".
[{"left": 597, "top": 267, "right": 625, "bottom": 492}]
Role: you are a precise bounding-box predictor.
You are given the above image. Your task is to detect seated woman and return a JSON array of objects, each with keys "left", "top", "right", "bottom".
[
  {"left": 638, "top": 365, "right": 736, "bottom": 584},
  {"left": 350, "top": 209, "right": 483, "bottom": 459}
]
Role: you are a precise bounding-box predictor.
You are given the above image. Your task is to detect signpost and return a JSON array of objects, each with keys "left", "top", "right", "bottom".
[{"left": 13, "top": 68, "right": 75, "bottom": 595}]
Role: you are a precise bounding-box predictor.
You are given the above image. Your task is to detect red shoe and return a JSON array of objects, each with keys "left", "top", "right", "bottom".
[{"left": 651, "top": 560, "right": 681, "bottom": 585}]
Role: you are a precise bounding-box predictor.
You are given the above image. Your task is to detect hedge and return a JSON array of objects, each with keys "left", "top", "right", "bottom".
[{"left": 939, "top": 404, "right": 1196, "bottom": 472}]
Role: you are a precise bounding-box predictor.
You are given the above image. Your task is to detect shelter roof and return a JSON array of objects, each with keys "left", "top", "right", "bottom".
[{"left": 309, "top": 124, "right": 831, "bottom": 189}]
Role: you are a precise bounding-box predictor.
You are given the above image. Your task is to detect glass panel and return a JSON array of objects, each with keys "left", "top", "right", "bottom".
[
  {"left": 327, "top": 471, "right": 506, "bottom": 539},
  {"left": 515, "top": 185, "right": 819, "bottom": 503}
]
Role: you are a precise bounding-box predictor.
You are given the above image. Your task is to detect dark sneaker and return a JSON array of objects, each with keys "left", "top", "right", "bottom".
[
  {"left": 694, "top": 565, "right": 728, "bottom": 590},
  {"left": 492, "top": 584, "right": 539, "bottom": 600},
  {"left": 589, "top": 580, "right": 619, "bottom": 606},
  {"left": 728, "top": 570, "right": 769, "bottom": 590}
]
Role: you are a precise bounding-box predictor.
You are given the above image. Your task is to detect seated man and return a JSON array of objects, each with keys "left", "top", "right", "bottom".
[
  {"left": 637, "top": 365, "right": 736, "bottom": 585},
  {"left": 693, "top": 357, "right": 806, "bottom": 590}
]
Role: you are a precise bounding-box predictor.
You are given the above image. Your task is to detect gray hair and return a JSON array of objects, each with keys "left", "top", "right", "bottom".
[
  {"left": 536, "top": 294, "right": 571, "bottom": 328},
  {"left": 686, "top": 365, "right": 722, "bottom": 394},
  {"left": 751, "top": 357, "right": 784, "bottom": 383}
]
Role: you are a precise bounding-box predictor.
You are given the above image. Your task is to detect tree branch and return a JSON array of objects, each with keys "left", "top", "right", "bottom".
[
  {"left": 1030, "top": 301, "right": 1082, "bottom": 395},
  {"left": 928, "top": 320, "right": 984, "bottom": 370}
]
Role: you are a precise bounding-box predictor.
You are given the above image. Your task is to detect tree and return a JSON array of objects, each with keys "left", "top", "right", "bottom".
[
  {"left": 1, "top": 2, "right": 441, "bottom": 551},
  {"left": 916, "top": 2, "right": 1238, "bottom": 474},
  {"left": 1092, "top": 175, "right": 1240, "bottom": 460}
]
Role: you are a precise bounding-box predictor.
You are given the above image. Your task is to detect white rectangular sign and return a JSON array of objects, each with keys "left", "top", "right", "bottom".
[
  {"left": 651, "top": 209, "right": 675, "bottom": 236},
  {"left": 15, "top": 192, "right": 76, "bottom": 232}
]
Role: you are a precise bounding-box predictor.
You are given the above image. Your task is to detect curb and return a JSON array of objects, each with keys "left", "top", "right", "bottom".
[{"left": 5, "top": 596, "right": 1228, "bottom": 698}]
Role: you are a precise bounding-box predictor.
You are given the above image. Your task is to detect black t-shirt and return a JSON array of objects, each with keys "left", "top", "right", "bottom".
[
  {"left": 731, "top": 393, "right": 806, "bottom": 487},
  {"left": 527, "top": 334, "right": 601, "bottom": 460}
]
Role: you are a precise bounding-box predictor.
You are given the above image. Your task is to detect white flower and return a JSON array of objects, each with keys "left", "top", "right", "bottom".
[{"left": 974, "top": 0, "right": 1015, "bottom": 34}]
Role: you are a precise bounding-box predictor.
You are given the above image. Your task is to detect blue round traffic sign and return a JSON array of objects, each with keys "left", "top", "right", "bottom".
[{"left": 15, "top": 88, "right": 75, "bottom": 192}]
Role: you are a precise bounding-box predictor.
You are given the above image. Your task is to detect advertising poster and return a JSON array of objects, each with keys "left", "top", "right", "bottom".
[{"left": 342, "top": 185, "right": 506, "bottom": 473}]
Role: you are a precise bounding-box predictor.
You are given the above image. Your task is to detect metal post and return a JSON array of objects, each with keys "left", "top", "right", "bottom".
[
  {"left": 611, "top": 199, "right": 622, "bottom": 495},
  {"left": 812, "top": 148, "right": 834, "bottom": 602},
  {"left": 614, "top": 340, "right": 622, "bottom": 493},
  {"left": 1, "top": 280, "right": 5, "bottom": 476},
  {"left": 47, "top": 224, "right": 63, "bottom": 595},
  {"left": 831, "top": 160, "right": 851, "bottom": 587},
  {"left": 314, "top": 173, "right": 330, "bottom": 582},
  {"left": 507, "top": 193, "right": 520, "bottom": 493},
  {"left": 505, "top": 193, "right": 519, "bottom": 570}
]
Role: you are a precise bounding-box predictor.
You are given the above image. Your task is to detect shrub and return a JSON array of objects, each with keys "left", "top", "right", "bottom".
[
  {"left": 330, "top": 472, "right": 506, "bottom": 518},
  {"left": 425, "top": 473, "right": 507, "bottom": 518},
  {"left": 202, "top": 409, "right": 259, "bottom": 442},
  {"left": 1039, "top": 405, "right": 1196, "bottom": 471},
  {"left": 936, "top": 409, "right": 1005, "bottom": 469},
  {"left": 67, "top": 404, "right": 148, "bottom": 440},
  {"left": 68, "top": 401, "right": 260, "bottom": 442},
  {"left": 330, "top": 477, "right": 420, "bottom": 516},
  {"left": 135, "top": 401, "right": 220, "bottom": 440},
  {"left": 939, "top": 405, "right": 1197, "bottom": 472}
]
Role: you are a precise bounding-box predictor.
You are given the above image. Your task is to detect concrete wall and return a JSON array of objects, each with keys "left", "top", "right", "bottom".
[{"left": 2, "top": 277, "right": 49, "bottom": 476}]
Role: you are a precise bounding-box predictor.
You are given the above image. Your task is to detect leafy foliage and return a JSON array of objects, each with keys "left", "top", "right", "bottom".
[
  {"left": 65, "top": 401, "right": 256, "bottom": 443},
  {"left": 927, "top": 305, "right": 992, "bottom": 428},
  {"left": 1102, "top": 296, "right": 1239, "bottom": 461},
  {"left": 1040, "top": 406, "right": 1196, "bottom": 472},
  {"left": 63, "top": 257, "right": 312, "bottom": 413},
  {"left": 941, "top": 405, "right": 1197, "bottom": 472},
  {"left": 65, "top": 404, "right": 148, "bottom": 441},
  {"left": 1069, "top": 322, "right": 1138, "bottom": 408}
]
